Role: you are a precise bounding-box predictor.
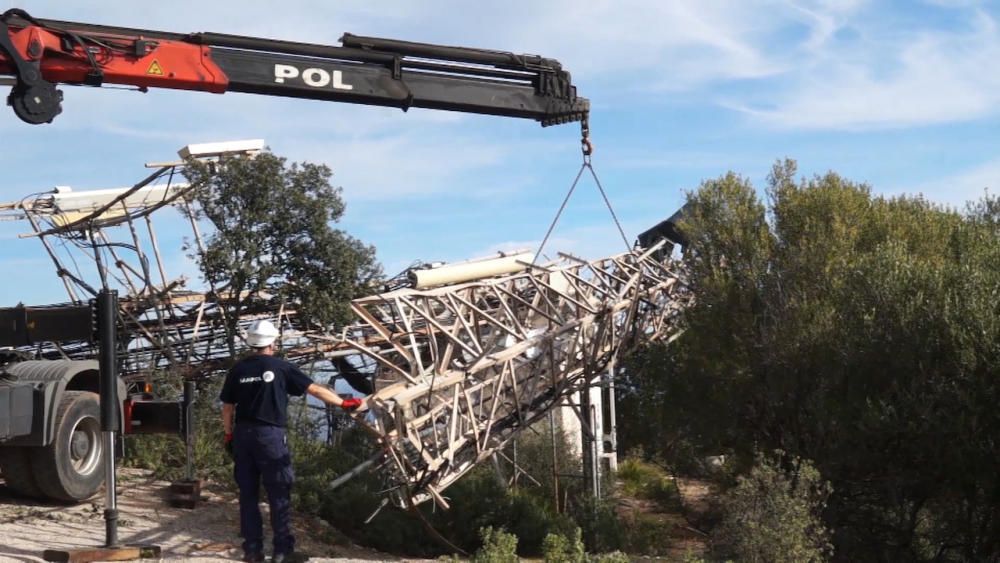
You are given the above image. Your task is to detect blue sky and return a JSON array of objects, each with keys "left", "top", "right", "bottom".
[{"left": 1, "top": 0, "right": 998, "bottom": 306}]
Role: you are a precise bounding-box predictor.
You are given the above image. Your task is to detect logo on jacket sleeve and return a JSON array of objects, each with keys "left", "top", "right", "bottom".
[{"left": 262, "top": 370, "right": 275, "bottom": 383}]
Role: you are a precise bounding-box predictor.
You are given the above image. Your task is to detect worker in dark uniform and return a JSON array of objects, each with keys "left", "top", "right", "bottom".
[{"left": 221, "top": 319, "right": 364, "bottom": 563}]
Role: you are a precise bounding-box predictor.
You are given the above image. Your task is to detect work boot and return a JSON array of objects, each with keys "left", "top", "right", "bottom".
[{"left": 242, "top": 552, "right": 265, "bottom": 563}]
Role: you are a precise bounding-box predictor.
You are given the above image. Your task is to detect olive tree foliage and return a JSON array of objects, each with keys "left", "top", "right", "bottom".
[
  {"left": 711, "top": 451, "right": 833, "bottom": 563},
  {"left": 182, "top": 152, "right": 381, "bottom": 352},
  {"left": 619, "top": 160, "right": 1000, "bottom": 561}
]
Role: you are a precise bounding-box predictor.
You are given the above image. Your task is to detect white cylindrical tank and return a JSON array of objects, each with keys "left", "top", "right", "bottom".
[{"left": 409, "top": 251, "right": 533, "bottom": 288}]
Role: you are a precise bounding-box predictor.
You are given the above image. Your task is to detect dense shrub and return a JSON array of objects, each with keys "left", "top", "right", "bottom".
[
  {"left": 471, "top": 526, "right": 519, "bottom": 563},
  {"left": 711, "top": 451, "right": 832, "bottom": 562},
  {"left": 620, "top": 162, "right": 1000, "bottom": 560},
  {"left": 543, "top": 527, "right": 585, "bottom": 563}
]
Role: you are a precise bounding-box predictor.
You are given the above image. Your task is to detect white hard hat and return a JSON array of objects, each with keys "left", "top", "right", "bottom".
[{"left": 245, "top": 319, "right": 280, "bottom": 348}]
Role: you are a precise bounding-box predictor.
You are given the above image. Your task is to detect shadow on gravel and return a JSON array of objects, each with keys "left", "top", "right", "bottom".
[{"left": 0, "top": 474, "right": 414, "bottom": 562}]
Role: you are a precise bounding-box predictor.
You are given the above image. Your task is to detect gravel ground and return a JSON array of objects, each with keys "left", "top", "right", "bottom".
[{"left": 0, "top": 468, "right": 430, "bottom": 563}]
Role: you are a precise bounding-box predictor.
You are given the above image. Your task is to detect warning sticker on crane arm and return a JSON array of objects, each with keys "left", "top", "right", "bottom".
[{"left": 146, "top": 60, "right": 165, "bottom": 76}]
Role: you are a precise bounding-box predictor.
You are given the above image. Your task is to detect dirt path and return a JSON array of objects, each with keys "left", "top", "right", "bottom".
[
  {"left": 675, "top": 477, "right": 713, "bottom": 524},
  {"left": 0, "top": 469, "right": 429, "bottom": 563},
  {"left": 669, "top": 477, "right": 714, "bottom": 559},
  {"left": 611, "top": 476, "right": 712, "bottom": 561}
]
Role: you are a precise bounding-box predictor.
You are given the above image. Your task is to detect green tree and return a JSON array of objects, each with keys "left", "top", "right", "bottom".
[
  {"left": 182, "top": 151, "right": 381, "bottom": 352},
  {"left": 620, "top": 160, "right": 1000, "bottom": 560},
  {"left": 711, "top": 451, "right": 833, "bottom": 562}
]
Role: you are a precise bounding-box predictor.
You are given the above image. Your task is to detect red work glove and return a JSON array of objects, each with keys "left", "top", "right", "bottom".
[
  {"left": 224, "top": 432, "right": 234, "bottom": 458},
  {"left": 341, "top": 398, "right": 363, "bottom": 411}
]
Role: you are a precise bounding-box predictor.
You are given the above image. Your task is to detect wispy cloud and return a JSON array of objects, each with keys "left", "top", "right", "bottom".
[
  {"left": 893, "top": 157, "right": 1000, "bottom": 207},
  {"left": 922, "top": 0, "right": 983, "bottom": 8},
  {"left": 735, "top": 7, "right": 1000, "bottom": 129},
  {"left": 17, "top": 0, "right": 998, "bottom": 134},
  {"left": 19, "top": 0, "right": 794, "bottom": 91},
  {"left": 523, "top": 1, "right": 787, "bottom": 89},
  {"left": 277, "top": 134, "right": 540, "bottom": 201}
]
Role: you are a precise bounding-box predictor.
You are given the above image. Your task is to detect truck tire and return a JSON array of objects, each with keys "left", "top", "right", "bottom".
[
  {"left": 31, "top": 391, "right": 104, "bottom": 502},
  {"left": 0, "top": 446, "right": 44, "bottom": 498}
]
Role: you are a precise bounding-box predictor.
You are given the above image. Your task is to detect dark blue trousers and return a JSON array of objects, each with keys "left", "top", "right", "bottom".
[{"left": 233, "top": 424, "right": 295, "bottom": 556}]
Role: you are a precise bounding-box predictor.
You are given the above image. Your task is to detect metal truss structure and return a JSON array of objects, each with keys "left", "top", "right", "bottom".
[
  {"left": 330, "top": 246, "right": 691, "bottom": 507},
  {"left": 0, "top": 140, "right": 293, "bottom": 386},
  {"left": 0, "top": 141, "right": 691, "bottom": 508}
]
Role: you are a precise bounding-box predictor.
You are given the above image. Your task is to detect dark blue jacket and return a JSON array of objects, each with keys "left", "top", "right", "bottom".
[{"left": 220, "top": 354, "right": 313, "bottom": 427}]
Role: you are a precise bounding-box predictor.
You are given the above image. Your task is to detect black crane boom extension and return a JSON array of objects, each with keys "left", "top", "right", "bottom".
[{"left": 0, "top": 15, "right": 589, "bottom": 126}]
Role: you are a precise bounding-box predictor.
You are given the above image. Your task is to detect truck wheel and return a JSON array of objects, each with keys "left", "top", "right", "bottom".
[
  {"left": 31, "top": 391, "right": 104, "bottom": 502},
  {"left": 0, "top": 446, "right": 44, "bottom": 498}
]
